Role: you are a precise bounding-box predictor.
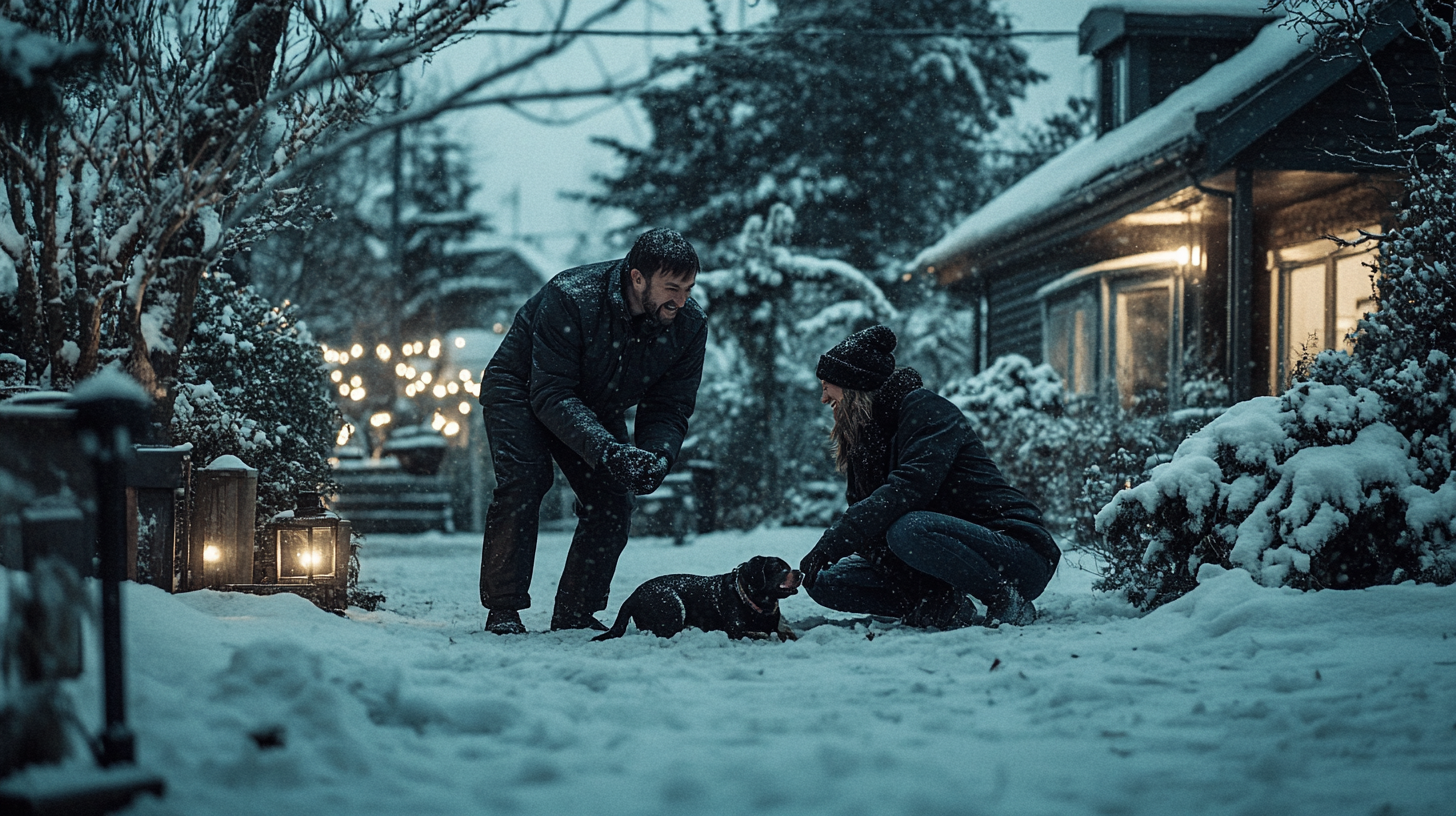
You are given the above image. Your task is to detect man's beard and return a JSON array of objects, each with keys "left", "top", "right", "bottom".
[{"left": 641, "top": 292, "right": 677, "bottom": 325}]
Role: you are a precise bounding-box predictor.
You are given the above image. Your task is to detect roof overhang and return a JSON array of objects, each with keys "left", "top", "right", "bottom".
[{"left": 919, "top": 0, "right": 1418, "bottom": 284}]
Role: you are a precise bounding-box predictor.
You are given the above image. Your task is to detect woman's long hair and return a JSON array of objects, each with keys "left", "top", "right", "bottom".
[{"left": 829, "top": 387, "right": 875, "bottom": 474}]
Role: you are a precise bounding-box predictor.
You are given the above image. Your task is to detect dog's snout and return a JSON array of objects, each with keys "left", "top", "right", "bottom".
[{"left": 783, "top": 569, "right": 803, "bottom": 590}]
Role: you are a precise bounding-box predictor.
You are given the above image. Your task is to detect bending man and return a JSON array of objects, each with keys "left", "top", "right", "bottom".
[{"left": 478, "top": 229, "right": 707, "bottom": 634}]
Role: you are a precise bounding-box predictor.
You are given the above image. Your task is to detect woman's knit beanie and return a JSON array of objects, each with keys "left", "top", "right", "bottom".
[{"left": 816, "top": 325, "right": 897, "bottom": 391}]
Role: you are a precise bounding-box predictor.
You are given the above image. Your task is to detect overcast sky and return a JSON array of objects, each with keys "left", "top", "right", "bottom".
[{"left": 422, "top": 0, "right": 1099, "bottom": 267}]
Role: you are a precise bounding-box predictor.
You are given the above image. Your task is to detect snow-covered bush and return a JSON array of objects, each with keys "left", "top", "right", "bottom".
[
  {"left": 171, "top": 272, "right": 338, "bottom": 579},
  {"left": 1095, "top": 382, "right": 1455, "bottom": 609},
  {"left": 941, "top": 355, "right": 1209, "bottom": 543}
]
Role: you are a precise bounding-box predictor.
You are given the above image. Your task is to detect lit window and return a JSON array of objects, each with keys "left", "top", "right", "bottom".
[{"left": 1271, "top": 229, "right": 1379, "bottom": 391}]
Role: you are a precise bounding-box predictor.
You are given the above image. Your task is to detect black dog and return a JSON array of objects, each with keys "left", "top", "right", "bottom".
[{"left": 592, "top": 556, "right": 803, "bottom": 641}]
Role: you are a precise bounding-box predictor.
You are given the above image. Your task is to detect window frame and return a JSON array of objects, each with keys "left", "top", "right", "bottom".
[{"left": 1038, "top": 251, "right": 1185, "bottom": 408}]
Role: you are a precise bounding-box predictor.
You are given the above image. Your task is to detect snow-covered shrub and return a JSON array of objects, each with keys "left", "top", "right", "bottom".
[
  {"left": 941, "top": 355, "right": 1208, "bottom": 543},
  {"left": 171, "top": 272, "right": 339, "bottom": 579},
  {"left": 1096, "top": 382, "right": 1454, "bottom": 609}
]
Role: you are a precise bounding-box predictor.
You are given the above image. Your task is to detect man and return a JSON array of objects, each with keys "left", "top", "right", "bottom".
[
  {"left": 478, "top": 228, "right": 707, "bottom": 634},
  {"left": 799, "top": 325, "right": 1060, "bottom": 628}
]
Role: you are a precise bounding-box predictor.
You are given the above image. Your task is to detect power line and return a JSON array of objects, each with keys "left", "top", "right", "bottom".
[{"left": 459, "top": 27, "right": 1077, "bottom": 39}]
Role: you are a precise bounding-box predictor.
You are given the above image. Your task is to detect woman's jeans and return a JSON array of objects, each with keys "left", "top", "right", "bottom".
[{"left": 806, "top": 511, "right": 1056, "bottom": 617}]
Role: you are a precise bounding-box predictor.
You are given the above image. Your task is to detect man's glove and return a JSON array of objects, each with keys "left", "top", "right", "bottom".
[
  {"left": 599, "top": 442, "right": 662, "bottom": 495},
  {"left": 636, "top": 451, "right": 670, "bottom": 496}
]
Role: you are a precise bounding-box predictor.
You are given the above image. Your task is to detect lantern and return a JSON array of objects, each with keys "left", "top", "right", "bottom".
[
  {"left": 270, "top": 491, "right": 350, "bottom": 591},
  {"left": 186, "top": 456, "right": 257, "bottom": 590}
]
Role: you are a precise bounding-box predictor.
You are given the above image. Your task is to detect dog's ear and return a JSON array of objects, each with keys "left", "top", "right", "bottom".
[{"left": 741, "top": 555, "right": 773, "bottom": 592}]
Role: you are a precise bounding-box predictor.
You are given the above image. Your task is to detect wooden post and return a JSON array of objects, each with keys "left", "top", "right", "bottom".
[{"left": 1227, "top": 167, "right": 1255, "bottom": 402}]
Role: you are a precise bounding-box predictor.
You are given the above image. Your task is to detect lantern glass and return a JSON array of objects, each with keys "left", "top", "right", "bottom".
[
  {"left": 277, "top": 526, "right": 337, "bottom": 581},
  {"left": 271, "top": 491, "right": 348, "bottom": 587}
]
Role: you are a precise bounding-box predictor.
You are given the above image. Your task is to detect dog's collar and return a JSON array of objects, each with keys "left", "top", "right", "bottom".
[{"left": 733, "top": 566, "right": 777, "bottom": 615}]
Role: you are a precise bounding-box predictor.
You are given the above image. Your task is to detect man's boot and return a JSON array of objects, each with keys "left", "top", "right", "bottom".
[
  {"left": 550, "top": 609, "right": 609, "bottom": 632},
  {"left": 486, "top": 609, "right": 527, "bottom": 635}
]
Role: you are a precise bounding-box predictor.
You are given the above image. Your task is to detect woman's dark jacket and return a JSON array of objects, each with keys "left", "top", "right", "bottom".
[
  {"left": 481, "top": 259, "right": 708, "bottom": 468},
  {"left": 819, "top": 369, "right": 1060, "bottom": 570}
]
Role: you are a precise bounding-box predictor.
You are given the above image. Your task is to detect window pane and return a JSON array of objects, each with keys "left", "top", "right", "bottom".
[
  {"left": 1335, "top": 253, "right": 1376, "bottom": 353},
  {"left": 1046, "top": 303, "right": 1072, "bottom": 387},
  {"left": 1115, "top": 286, "right": 1170, "bottom": 409},
  {"left": 1073, "top": 307, "right": 1096, "bottom": 394},
  {"left": 1047, "top": 297, "right": 1097, "bottom": 395},
  {"left": 1285, "top": 264, "right": 1325, "bottom": 374}
]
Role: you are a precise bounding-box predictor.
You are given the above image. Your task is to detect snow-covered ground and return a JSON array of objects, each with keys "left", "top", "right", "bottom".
[{"left": 11, "top": 526, "right": 1456, "bottom": 815}]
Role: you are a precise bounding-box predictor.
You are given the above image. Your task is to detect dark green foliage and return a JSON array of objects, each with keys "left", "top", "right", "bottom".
[
  {"left": 171, "top": 272, "right": 340, "bottom": 548},
  {"left": 589, "top": 0, "right": 1042, "bottom": 270},
  {"left": 941, "top": 355, "right": 1211, "bottom": 546}
]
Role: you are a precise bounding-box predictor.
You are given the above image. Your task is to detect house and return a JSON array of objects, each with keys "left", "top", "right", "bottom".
[
  {"left": 400, "top": 240, "right": 557, "bottom": 341},
  {"left": 914, "top": 0, "right": 1446, "bottom": 409}
]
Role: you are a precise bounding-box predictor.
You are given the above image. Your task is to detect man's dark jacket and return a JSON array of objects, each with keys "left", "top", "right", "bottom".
[
  {"left": 481, "top": 259, "right": 708, "bottom": 468},
  {"left": 820, "top": 370, "right": 1060, "bottom": 569}
]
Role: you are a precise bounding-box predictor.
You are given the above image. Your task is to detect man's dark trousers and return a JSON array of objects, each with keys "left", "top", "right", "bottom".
[{"left": 479, "top": 400, "right": 634, "bottom": 617}]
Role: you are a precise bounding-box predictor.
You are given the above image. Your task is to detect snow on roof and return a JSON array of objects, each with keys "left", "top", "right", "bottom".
[
  {"left": 1093, "top": 0, "right": 1278, "bottom": 15},
  {"left": 915, "top": 12, "right": 1306, "bottom": 271},
  {"left": 447, "top": 236, "right": 563, "bottom": 283}
]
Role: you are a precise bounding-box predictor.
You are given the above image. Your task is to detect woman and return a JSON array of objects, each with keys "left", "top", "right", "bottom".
[{"left": 799, "top": 325, "right": 1060, "bottom": 627}]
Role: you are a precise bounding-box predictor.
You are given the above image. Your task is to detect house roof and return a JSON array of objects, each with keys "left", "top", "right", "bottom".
[{"left": 914, "top": 0, "right": 1413, "bottom": 278}]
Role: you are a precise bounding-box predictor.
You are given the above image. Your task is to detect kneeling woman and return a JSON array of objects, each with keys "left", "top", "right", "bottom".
[{"left": 799, "top": 325, "right": 1060, "bottom": 627}]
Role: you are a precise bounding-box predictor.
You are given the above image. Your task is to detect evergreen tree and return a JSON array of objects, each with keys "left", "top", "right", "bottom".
[
  {"left": 171, "top": 271, "right": 339, "bottom": 556},
  {"left": 589, "top": 0, "right": 1041, "bottom": 271},
  {"left": 245, "top": 123, "right": 489, "bottom": 347}
]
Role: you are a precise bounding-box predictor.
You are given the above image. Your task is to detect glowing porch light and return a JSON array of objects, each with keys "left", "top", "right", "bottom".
[
  {"left": 350, "top": 343, "right": 364, "bottom": 358},
  {"left": 370, "top": 412, "right": 392, "bottom": 428},
  {"left": 1175, "top": 245, "right": 1191, "bottom": 266},
  {"left": 203, "top": 544, "right": 221, "bottom": 563},
  {"left": 376, "top": 344, "right": 392, "bottom": 361},
  {"left": 330, "top": 370, "right": 343, "bottom": 383}
]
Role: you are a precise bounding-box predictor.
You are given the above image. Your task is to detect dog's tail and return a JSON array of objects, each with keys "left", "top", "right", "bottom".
[{"left": 590, "top": 606, "right": 633, "bottom": 642}]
